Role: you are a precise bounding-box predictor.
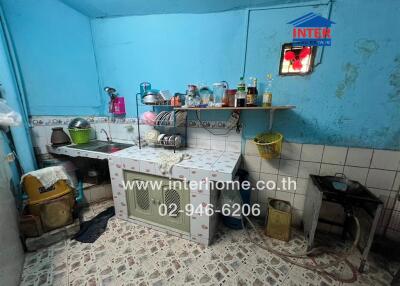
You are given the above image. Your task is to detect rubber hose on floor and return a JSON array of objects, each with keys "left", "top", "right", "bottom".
[{"left": 242, "top": 215, "right": 360, "bottom": 282}]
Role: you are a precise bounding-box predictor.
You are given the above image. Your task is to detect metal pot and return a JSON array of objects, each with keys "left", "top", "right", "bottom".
[
  {"left": 51, "top": 127, "right": 71, "bottom": 146},
  {"left": 68, "top": 117, "right": 91, "bottom": 129},
  {"left": 142, "top": 90, "right": 164, "bottom": 105}
]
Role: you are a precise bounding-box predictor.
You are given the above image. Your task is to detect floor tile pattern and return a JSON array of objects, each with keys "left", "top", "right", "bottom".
[{"left": 20, "top": 200, "right": 397, "bottom": 286}]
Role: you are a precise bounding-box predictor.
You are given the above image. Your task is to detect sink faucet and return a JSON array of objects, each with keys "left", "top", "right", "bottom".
[{"left": 100, "top": 129, "right": 111, "bottom": 142}]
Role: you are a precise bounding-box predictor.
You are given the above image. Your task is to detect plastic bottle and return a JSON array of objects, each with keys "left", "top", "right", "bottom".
[
  {"left": 263, "top": 74, "right": 273, "bottom": 107},
  {"left": 235, "top": 77, "right": 246, "bottom": 107}
]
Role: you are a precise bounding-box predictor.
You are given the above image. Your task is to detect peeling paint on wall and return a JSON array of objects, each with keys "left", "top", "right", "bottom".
[
  {"left": 389, "top": 55, "right": 400, "bottom": 101},
  {"left": 335, "top": 63, "right": 359, "bottom": 98},
  {"left": 354, "top": 39, "right": 379, "bottom": 59}
]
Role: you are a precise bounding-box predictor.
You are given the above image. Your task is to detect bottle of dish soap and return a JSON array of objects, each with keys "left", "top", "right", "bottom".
[{"left": 235, "top": 77, "right": 246, "bottom": 107}]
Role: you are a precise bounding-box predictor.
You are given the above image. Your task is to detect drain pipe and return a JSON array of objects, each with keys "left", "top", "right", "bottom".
[{"left": 0, "top": 14, "right": 37, "bottom": 172}]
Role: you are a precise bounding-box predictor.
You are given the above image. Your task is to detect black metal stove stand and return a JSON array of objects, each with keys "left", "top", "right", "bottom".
[{"left": 303, "top": 174, "right": 383, "bottom": 272}]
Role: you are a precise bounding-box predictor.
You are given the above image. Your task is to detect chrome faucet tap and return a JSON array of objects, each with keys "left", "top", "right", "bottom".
[{"left": 100, "top": 128, "right": 111, "bottom": 142}]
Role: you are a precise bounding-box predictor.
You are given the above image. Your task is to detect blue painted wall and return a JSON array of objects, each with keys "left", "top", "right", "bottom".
[
  {"left": 91, "top": 10, "right": 246, "bottom": 115},
  {"left": 0, "top": 0, "right": 102, "bottom": 115},
  {"left": 0, "top": 10, "right": 37, "bottom": 172},
  {"left": 2, "top": 0, "right": 399, "bottom": 149},
  {"left": 242, "top": 0, "right": 400, "bottom": 149},
  {"left": 91, "top": 0, "right": 400, "bottom": 150}
]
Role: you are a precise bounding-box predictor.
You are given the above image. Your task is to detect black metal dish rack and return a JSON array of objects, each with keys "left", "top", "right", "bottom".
[{"left": 135, "top": 93, "right": 188, "bottom": 153}]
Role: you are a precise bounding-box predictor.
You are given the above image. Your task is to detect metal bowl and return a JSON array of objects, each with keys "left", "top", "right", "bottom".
[{"left": 68, "top": 117, "right": 91, "bottom": 129}]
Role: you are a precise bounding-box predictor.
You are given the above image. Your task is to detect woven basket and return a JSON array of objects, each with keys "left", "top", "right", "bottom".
[{"left": 253, "top": 132, "right": 283, "bottom": 159}]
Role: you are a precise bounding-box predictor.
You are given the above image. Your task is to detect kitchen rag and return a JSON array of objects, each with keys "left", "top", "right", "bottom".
[
  {"left": 158, "top": 153, "right": 191, "bottom": 178},
  {"left": 21, "top": 166, "right": 74, "bottom": 189}
]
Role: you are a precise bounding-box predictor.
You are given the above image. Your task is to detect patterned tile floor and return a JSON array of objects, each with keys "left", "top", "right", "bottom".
[{"left": 20, "top": 200, "right": 398, "bottom": 286}]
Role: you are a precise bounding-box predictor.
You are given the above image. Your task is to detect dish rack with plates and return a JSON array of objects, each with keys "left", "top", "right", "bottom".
[{"left": 135, "top": 92, "right": 188, "bottom": 152}]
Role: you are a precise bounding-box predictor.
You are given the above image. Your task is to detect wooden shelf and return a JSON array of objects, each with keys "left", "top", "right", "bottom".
[{"left": 174, "top": 105, "right": 295, "bottom": 111}]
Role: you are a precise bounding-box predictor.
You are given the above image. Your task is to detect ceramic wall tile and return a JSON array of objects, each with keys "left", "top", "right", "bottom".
[
  {"left": 295, "top": 178, "right": 309, "bottom": 195},
  {"left": 343, "top": 166, "right": 369, "bottom": 184},
  {"left": 371, "top": 150, "right": 400, "bottom": 170},
  {"left": 190, "top": 192, "right": 211, "bottom": 239},
  {"left": 226, "top": 141, "right": 241, "bottom": 153},
  {"left": 243, "top": 155, "right": 261, "bottom": 173},
  {"left": 393, "top": 172, "right": 400, "bottom": 191},
  {"left": 346, "top": 148, "right": 373, "bottom": 167},
  {"left": 319, "top": 163, "right": 344, "bottom": 176},
  {"left": 281, "top": 142, "right": 302, "bottom": 160},
  {"left": 260, "top": 158, "right": 280, "bottom": 175},
  {"left": 171, "top": 166, "right": 190, "bottom": 181},
  {"left": 278, "top": 159, "right": 299, "bottom": 177},
  {"left": 245, "top": 140, "right": 259, "bottom": 156},
  {"left": 139, "top": 161, "right": 156, "bottom": 174},
  {"left": 210, "top": 139, "right": 226, "bottom": 151},
  {"left": 300, "top": 144, "right": 324, "bottom": 162},
  {"left": 196, "top": 138, "right": 211, "bottom": 150},
  {"left": 298, "top": 161, "right": 320, "bottom": 179},
  {"left": 322, "top": 146, "right": 348, "bottom": 165},
  {"left": 275, "top": 191, "right": 294, "bottom": 205},
  {"left": 258, "top": 173, "right": 278, "bottom": 202},
  {"left": 226, "top": 130, "right": 241, "bottom": 142},
  {"left": 277, "top": 175, "right": 297, "bottom": 194},
  {"left": 366, "top": 169, "right": 396, "bottom": 190}
]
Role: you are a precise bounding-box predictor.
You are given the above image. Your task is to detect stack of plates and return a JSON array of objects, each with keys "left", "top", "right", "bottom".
[{"left": 154, "top": 111, "right": 186, "bottom": 127}]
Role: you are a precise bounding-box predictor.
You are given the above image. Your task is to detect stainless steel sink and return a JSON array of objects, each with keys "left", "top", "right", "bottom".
[{"left": 68, "top": 140, "right": 133, "bottom": 153}]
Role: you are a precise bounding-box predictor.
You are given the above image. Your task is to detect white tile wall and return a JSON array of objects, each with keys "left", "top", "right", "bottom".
[
  {"left": 29, "top": 116, "right": 242, "bottom": 155},
  {"left": 371, "top": 150, "right": 400, "bottom": 170},
  {"left": 260, "top": 158, "right": 280, "bottom": 174},
  {"left": 30, "top": 116, "right": 400, "bottom": 231},
  {"left": 322, "top": 146, "right": 348, "bottom": 165},
  {"left": 366, "top": 169, "right": 396, "bottom": 190},
  {"left": 243, "top": 140, "right": 400, "bottom": 229},
  {"left": 281, "top": 142, "right": 302, "bottom": 160},
  {"left": 300, "top": 144, "right": 324, "bottom": 162},
  {"left": 346, "top": 148, "right": 373, "bottom": 167},
  {"left": 278, "top": 159, "right": 299, "bottom": 177},
  {"left": 298, "top": 161, "right": 320, "bottom": 179},
  {"left": 343, "top": 166, "right": 369, "bottom": 184},
  {"left": 319, "top": 164, "right": 344, "bottom": 176}
]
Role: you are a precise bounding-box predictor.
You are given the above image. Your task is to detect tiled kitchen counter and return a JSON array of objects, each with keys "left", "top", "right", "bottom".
[
  {"left": 49, "top": 144, "right": 242, "bottom": 245},
  {"left": 48, "top": 144, "right": 241, "bottom": 181}
]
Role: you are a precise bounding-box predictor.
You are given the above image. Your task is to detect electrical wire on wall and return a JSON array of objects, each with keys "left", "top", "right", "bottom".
[{"left": 195, "top": 110, "right": 241, "bottom": 136}]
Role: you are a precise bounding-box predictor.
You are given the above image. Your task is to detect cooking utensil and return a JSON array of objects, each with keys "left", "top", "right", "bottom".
[
  {"left": 142, "top": 90, "right": 164, "bottom": 105},
  {"left": 51, "top": 127, "right": 71, "bottom": 146},
  {"left": 68, "top": 118, "right": 91, "bottom": 129}
]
